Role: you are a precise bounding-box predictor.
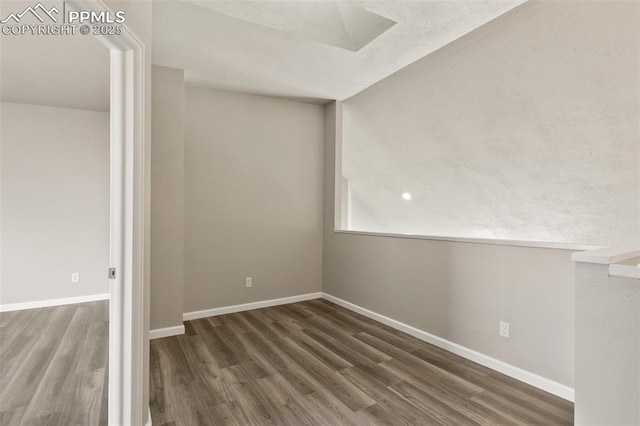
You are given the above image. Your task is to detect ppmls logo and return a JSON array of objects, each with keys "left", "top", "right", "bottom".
[
  {"left": 1, "top": 3, "right": 59, "bottom": 24},
  {"left": 1, "top": 2, "right": 126, "bottom": 36}
]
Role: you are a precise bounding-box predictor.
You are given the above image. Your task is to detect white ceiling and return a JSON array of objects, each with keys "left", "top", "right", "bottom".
[
  {"left": 0, "top": 1, "right": 110, "bottom": 112},
  {"left": 184, "top": 0, "right": 397, "bottom": 52},
  {"left": 0, "top": 0, "right": 525, "bottom": 111},
  {"left": 154, "top": 0, "right": 526, "bottom": 104}
]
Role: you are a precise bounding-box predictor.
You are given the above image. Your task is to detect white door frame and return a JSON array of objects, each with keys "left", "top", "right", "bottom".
[{"left": 66, "top": 1, "right": 147, "bottom": 425}]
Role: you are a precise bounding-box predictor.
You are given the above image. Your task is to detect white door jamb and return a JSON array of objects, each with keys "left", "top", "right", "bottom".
[{"left": 66, "top": 1, "right": 148, "bottom": 424}]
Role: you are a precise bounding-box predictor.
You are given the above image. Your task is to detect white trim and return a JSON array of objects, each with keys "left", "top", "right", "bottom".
[
  {"left": 333, "top": 102, "right": 344, "bottom": 229},
  {"left": 571, "top": 246, "right": 640, "bottom": 265},
  {"left": 108, "top": 45, "right": 146, "bottom": 426},
  {"left": 335, "top": 230, "right": 603, "bottom": 252},
  {"left": 609, "top": 262, "right": 640, "bottom": 279},
  {"left": 150, "top": 325, "right": 186, "bottom": 340},
  {"left": 183, "top": 292, "right": 323, "bottom": 321},
  {"left": 0, "top": 293, "right": 110, "bottom": 313},
  {"left": 146, "top": 407, "right": 152, "bottom": 426},
  {"left": 321, "top": 292, "right": 575, "bottom": 402},
  {"left": 66, "top": 1, "right": 148, "bottom": 425}
]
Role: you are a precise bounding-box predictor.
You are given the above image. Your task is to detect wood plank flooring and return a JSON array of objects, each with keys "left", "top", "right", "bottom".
[
  {"left": 0, "top": 301, "right": 109, "bottom": 425},
  {"left": 150, "top": 299, "right": 573, "bottom": 425}
]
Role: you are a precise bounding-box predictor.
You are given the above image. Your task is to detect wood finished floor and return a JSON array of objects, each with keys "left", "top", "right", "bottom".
[
  {"left": 151, "top": 299, "right": 573, "bottom": 425},
  {"left": 0, "top": 301, "right": 109, "bottom": 425}
]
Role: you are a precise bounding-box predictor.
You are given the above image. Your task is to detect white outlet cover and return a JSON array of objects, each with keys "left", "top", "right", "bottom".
[
  {"left": 71, "top": 272, "right": 80, "bottom": 283},
  {"left": 245, "top": 277, "right": 252, "bottom": 288},
  {"left": 499, "top": 321, "right": 510, "bottom": 338}
]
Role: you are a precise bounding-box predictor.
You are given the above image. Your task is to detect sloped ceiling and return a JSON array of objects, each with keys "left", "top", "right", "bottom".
[
  {"left": 153, "top": 0, "right": 526, "bottom": 104},
  {"left": 341, "top": 1, "right": 640, "bottom": 246},
  {"left": 0, "top": 0, "right": 526, "bottom": 110}
]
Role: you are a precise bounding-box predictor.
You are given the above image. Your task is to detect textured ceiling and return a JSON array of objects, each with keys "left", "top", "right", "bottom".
[
  {"left": 1, "top": 0, "right": 525, "bottom": 110},
  {"left": 154, "top": 0, "right": 526, "bottom": 104}
]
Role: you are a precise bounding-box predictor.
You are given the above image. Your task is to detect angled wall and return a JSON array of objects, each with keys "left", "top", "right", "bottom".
[
  {"left": 324, "top": 0, "right": 640, "bottom": 394},
  {"left": 341, "top": 0, "right": 640, "bottom": 247}
]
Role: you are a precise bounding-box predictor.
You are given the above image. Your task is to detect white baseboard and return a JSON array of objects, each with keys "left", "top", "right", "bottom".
[
  {"left": 183, "top": 292, "right": 323, "bottom": 321},
  {"left": 178, "top": 291, "right": 573, "bottom": 401},
  {"left": 149, "top": 324, "right": 186, "bottom": 340},
  {"left": 146, "top": 406, "right": 152, "bottom": 426},
  {"left": 321, "top": 292, "right": 575, "bottom": 402},
  {"left": 0, "top": 293, "right": 110, "bottom": 313}
]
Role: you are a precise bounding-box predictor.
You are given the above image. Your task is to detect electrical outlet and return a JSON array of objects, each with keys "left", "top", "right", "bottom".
[
  {"left": 499, "top": 321, "right": 510, "bottom": 338},
  {"left": 71, "top": 272, "right": 80, "bottom": 283},
  {"left": 245, "top": 277, "right": 252, "bottom": 288}
]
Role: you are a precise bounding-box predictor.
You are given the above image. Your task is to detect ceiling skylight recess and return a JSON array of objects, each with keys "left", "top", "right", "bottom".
[{"left": 182, "top": 0, "right": 396, "bottom": 51}]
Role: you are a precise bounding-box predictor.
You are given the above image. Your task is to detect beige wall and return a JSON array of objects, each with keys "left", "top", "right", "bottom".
[
  {"left": 323, "top": 0, "right": 640, "bottom": 390},
  {"left": 341, "top": 0, "right": 639, "bottom": 247},
  {"left": 150, "top": 65, "right": 185, "bottom": 329},
  {"left": 324, "top": 102, "right": 575, "bottom": 388},
  {"left": 184, "top": 87, "right": 324, "bottom": 312},
  {"left": 0, "top": 102, "right": 109, "bottom": 304},
  {"left": 575, "top": 263, "right": 639, "bottom": 425}
]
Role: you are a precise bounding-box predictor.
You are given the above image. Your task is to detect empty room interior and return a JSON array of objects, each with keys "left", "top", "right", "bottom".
[{"left": 0, "top": 0, "right": 639, "bottom": 425}]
